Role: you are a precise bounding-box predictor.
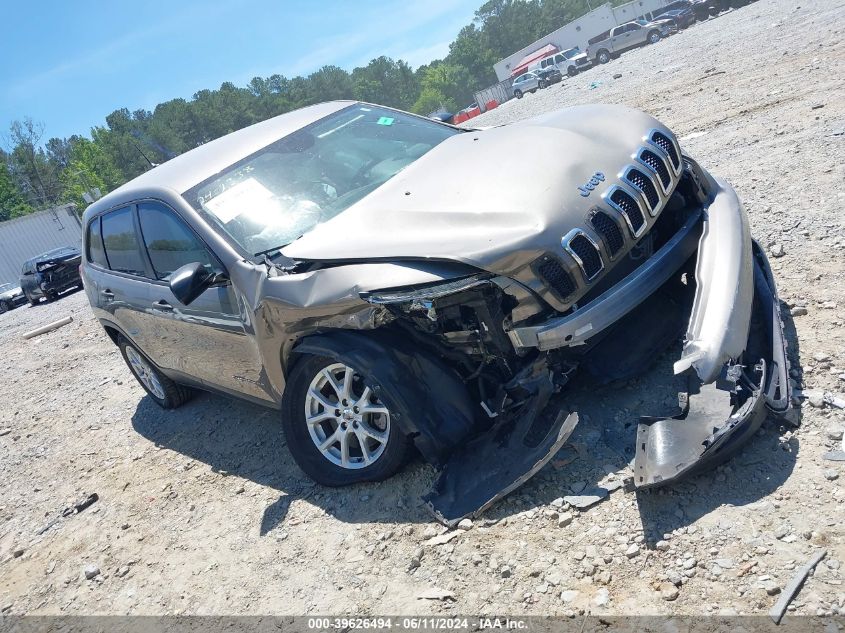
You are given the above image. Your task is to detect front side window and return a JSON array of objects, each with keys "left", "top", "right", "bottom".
[
  {"left": 184, "top": 104, "right": 461, "bottom": 257},
  {"left": 101, "top": 207, "right": 145, "bottom": 276},
  {"left": 138, "top": 202, "right": 217, "bottom": 281}
]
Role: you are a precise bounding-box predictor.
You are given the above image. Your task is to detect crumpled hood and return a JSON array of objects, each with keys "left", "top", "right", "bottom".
[{"left": 283, "top": 104, "right": 668, "bottom": 276}]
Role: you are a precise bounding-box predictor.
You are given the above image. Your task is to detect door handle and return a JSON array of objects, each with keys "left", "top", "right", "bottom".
[
  {"left": 100, "top": 289, "right": 114, "bottom": 299},
  {"left": 153, "top": 300, "right": 174, "bottom": 311}
]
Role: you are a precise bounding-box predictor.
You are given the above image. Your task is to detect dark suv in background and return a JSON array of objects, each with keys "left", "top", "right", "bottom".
[{"left": 20, "top": 246, "right": 83, "bottom": 305}]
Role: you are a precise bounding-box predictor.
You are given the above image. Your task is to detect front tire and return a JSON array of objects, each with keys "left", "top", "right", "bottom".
[
  {"left": 0, "top": 301, "right": 8, "bottom": 314},
  {"left": 26, "top": 293, "right": 38, "bottom": 307},
  {"left": 567, "top": 66, "right": 578, "bottom": 77},
  {"left": 282, "top": 354, "right": 411, "bottom": 486},
  {"left": 514, "top": 89, "right": 523, "bottom": 99},
  {"left": 118, "top": 337, "right": 194, "bottom": 409},
  {"left": 648, "top": 30, "right": 661, "bottom": 44}
]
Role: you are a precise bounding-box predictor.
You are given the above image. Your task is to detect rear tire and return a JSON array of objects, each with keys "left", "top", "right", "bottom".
[
  {"left": 26, "top": 293, "right": 38, "bottom": 307},
  {"left": 118, "top": 337, "right": 194, "bottom": 409},
  {"left": 0, "top": 301, "right": 8, "bottom": 314},
  {"left": 597, "top": 50, "right": 610, "bottom": 64},
  {"left": 282, "top": 354, "right": 411, "bottom": 486},
  {"left": 538, "top": 80, "right": 547, "bottom": 89}
]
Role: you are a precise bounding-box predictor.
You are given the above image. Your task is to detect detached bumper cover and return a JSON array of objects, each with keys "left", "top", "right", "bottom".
[
  {"left": 633, "top": 184, "right": 792, "bottom": 487},
  {"left": 674, "top": 179, "right": 753, "bottom": 383}
]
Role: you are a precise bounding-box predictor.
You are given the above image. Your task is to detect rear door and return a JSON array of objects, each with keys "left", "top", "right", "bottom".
[
  {"left": 627, "top": 23, "right": 645, "bottom": 47},
  {"left": 96, "top": 206, "right": 155, "bottom": 351},
  {"left": 135, "top": 201, "right": 270, "bottom": 402},
  {"left": 612, "top": 24, "right": 633, "bottom": 51}
]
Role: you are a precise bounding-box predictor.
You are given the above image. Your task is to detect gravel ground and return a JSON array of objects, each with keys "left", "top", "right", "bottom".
[{"left": 1, "top": 0, "right": 844, "bottom": 617}]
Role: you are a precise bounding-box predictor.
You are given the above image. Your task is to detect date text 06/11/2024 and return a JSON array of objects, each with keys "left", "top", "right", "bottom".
[{"left": 306, "top": 617, "right": 527, "bottom": 630}]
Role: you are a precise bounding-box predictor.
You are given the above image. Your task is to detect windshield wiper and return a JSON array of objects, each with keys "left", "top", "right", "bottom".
[{"left": 253, "top": 235, "right": 303, "bottom": 259}]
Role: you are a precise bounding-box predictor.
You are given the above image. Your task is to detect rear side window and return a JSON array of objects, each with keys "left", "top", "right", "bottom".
[
  {"left": 101, "top": 207, "right": 145, "bottom": 276},
  {"left": 86, "top": 217, "right": 109, "bottom": 268},
  {"left": 138, "top": 202, "right": 216, "bottom": 281}
]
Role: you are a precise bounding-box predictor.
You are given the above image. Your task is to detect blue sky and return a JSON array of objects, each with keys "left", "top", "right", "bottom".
[{"left": 0, "top": 0, "right": 480, "bottom": 142}]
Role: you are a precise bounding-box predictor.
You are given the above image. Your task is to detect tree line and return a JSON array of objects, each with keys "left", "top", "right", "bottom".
[{"left": 0, "top": 0, "right": 599, "bottom": 221}]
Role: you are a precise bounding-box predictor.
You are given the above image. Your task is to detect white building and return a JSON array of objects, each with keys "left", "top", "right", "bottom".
[{"left": 493, "top": 0, "right": 673, "bottom": 81}]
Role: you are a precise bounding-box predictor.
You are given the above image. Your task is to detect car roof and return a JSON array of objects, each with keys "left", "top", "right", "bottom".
[
  {"left": 84, "top": 100, "right": 355, "bottom": 220},
  {"left": 37, "top": 246, "right": 77, "bottom": 259}
]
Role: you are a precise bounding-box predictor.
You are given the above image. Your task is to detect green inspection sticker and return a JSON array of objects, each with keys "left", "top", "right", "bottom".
[{"left": 376, "top": 116, "right": 394, "bottom": 125}]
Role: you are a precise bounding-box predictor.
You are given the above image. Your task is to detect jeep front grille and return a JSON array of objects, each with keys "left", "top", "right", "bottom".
[
  {"left": 538, "top": 127, "right": 683, "bottom": 308},
  {"left": 537, "top": 256, "right": 577, "bottom": 300},
  {"left": 590, "top": 210, "right": 623, "bottom": 257}
]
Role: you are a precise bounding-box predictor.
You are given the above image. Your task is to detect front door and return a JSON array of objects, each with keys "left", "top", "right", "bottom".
[{"left": 135, "top": 201, "right": 271, "bottom": 402}]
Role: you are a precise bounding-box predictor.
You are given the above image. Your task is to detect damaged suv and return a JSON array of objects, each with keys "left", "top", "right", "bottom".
[{"left": 81, "top": 101, "right": 790, "bottom": 525}]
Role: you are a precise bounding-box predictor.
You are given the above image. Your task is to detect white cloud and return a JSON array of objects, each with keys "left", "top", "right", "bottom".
[{"left": 392, "top": 40, "right": 453, "bottom": 68}]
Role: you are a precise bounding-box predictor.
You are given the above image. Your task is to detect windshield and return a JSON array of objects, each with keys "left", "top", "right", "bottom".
[
  {"left": 0, "top": 283, "right": 14, "bottom": 292},
  {"left": 184, "top": 104, "right": 460, "bottom": 256}
]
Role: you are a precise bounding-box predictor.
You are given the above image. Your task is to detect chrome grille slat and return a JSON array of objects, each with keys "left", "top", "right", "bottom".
[
  {"left": 606, "top": 185, "right": 647, "bottom": 238},
  {"left": 623, "top": 167, "right": 660, "bottom": 212},
  {"left": 536, "top": 256, "right": 577, "bottom": 300},
  {"left": 590, "top": 210, "right": 624, "bottom": 258},
  {"left": 562, "top": 229, "right": 604, "bottom": 282},
  {"left": 647, "top": 130, "right": 682, "bottom": 175},
  {"left": 636, "top": 148, "right": 672, "bottom": 193}
]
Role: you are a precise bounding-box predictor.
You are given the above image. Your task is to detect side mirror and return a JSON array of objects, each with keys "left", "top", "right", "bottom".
[{"left": 169, "top": 262, "right": 215, "bottom": 305}]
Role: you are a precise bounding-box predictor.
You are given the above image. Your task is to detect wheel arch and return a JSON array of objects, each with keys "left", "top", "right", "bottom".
[
  {"left": 288, "top": 329, "right": 478, "bottom": 465},
  {"left": 101, "top": 322, "right": 122, "bottom": 346}
]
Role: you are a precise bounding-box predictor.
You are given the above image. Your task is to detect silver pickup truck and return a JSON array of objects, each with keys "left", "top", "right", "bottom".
[{"left": 587, "top": 19, "right": 676, "bottom": 64}]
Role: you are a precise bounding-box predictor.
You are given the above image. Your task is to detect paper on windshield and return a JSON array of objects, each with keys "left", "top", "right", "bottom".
[{"left": 203, "top": 178, "right": 275, "bottom": 224}]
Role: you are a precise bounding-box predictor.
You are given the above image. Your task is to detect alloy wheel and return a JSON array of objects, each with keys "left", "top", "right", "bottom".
[
  {"left": 125, "top": 345, "right": 166, "bottom": 400},
  {"left": 304, "top": 363, "right": 390, "bottom": 469}
]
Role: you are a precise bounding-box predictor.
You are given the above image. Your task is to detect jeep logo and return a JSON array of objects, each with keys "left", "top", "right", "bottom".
[{"left": 577, "top": 172, "right": 606, "bottom": 197}]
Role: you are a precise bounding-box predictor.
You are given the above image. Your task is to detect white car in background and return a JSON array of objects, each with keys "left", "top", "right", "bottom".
[
  {"left": 511, "top": 71, "right": 545, "bottom": 98},
  {"left": 0, "top": 282, "right": 26, "bottom": 313}
]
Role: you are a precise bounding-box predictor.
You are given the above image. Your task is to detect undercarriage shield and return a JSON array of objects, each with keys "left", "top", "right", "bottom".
[
  {"left": 424, "top": 362, "right": 578, "bottom": 526},
  {"left": 634, "top": 365, "right": 766, "bottom": 487}
]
